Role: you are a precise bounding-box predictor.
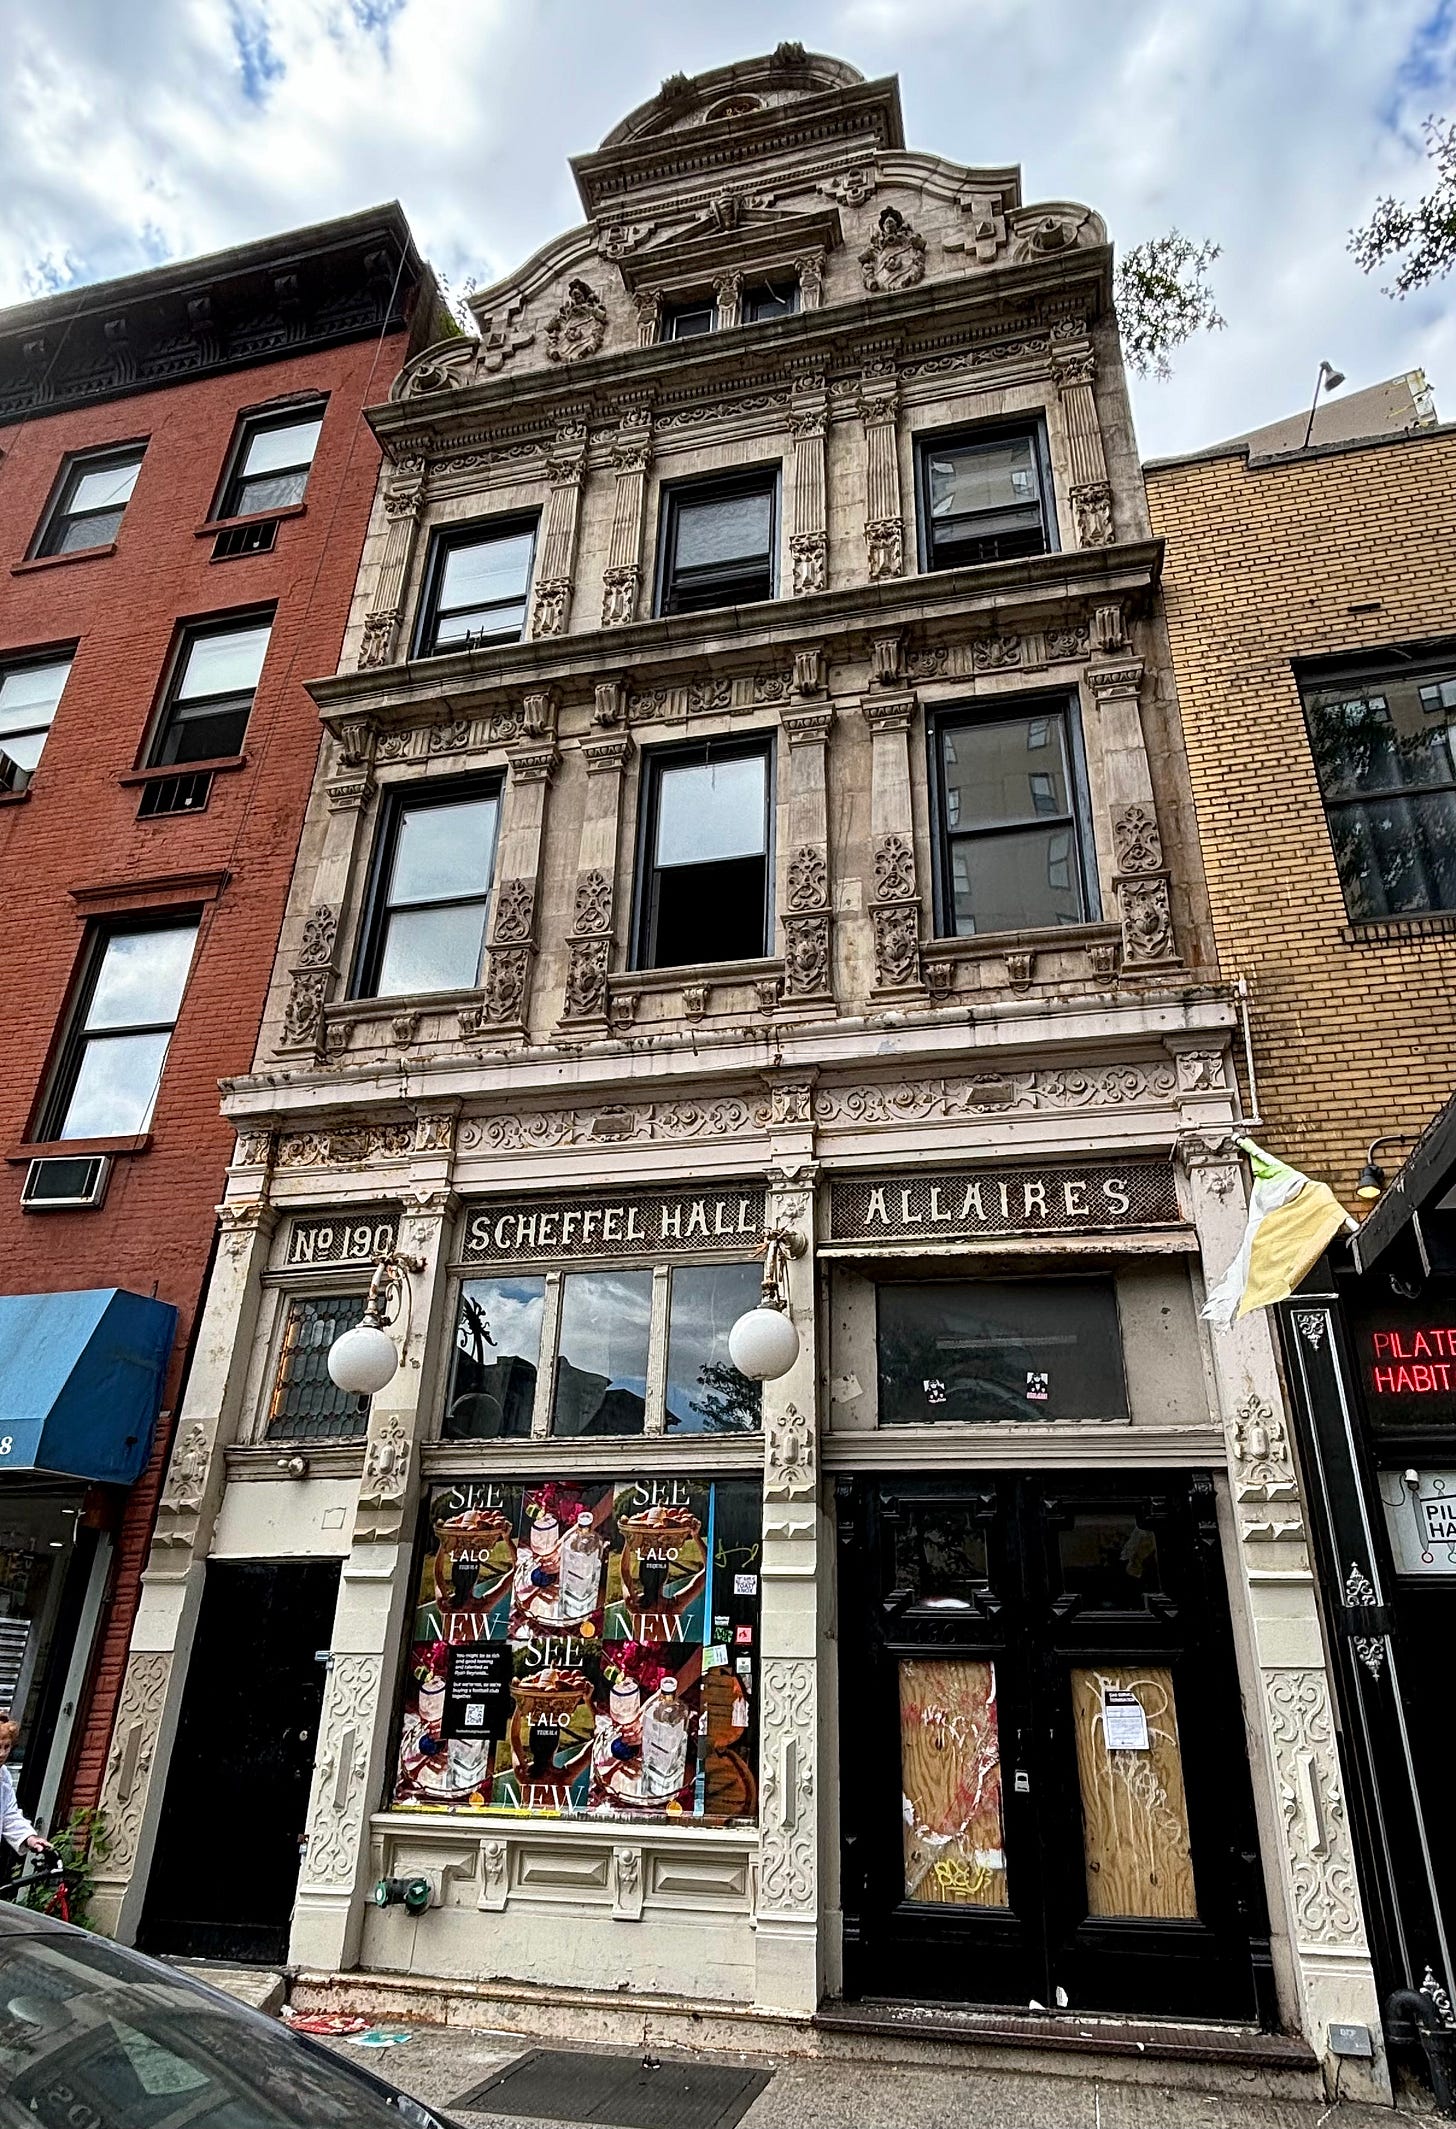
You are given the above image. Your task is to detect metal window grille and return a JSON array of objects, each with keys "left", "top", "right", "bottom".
[
  {"left": 138, "top": 771, "right": 214, "bottom": 818},
  {"left": 266, "top": 1293, "right": 371, "bottom": 1442},
  {"left": 213, "top": 520, "right": 278, "bottom": 560}
]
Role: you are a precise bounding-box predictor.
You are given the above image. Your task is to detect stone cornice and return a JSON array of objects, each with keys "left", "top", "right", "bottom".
[
  {"left": 222, "top": 987, "right": 1237, "bottom": 1131},
  {"left": 309, "top": 538, "right": 1163, "bottom": 728},
  {"left": 370, "top": 251, "right": 1113, "bottom": 455},
  {"left": 571, "top": 77, "right": 906, "bottom": 217}
]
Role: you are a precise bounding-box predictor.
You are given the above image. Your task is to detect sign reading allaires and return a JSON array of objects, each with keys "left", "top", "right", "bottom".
[{"left": 1369, "top": 1326, "right": 1456, "bottom": 1394}]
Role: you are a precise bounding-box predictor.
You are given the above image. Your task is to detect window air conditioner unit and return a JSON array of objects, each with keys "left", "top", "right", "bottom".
[
  {"left": 0, "top": 748, "right": 31, "bottom": 795},
  {"left": 21, "top": 1155, "right": 112, "bottom": 1210}
]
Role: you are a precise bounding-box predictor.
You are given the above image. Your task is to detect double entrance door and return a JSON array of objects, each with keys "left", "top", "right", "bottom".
[{"left": 837, "top": 1470, "right": 1273, "bottom": 2022}]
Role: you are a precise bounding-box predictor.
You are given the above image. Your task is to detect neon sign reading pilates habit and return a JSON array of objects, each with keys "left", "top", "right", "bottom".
[{"left": 1370, "top": 1326, "right": 1456, "bottom": 1394}]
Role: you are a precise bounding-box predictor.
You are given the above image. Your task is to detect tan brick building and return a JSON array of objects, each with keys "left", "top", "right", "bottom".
[{"left": 1145, "top": 374, "right": 1455, "bottom": 1210}]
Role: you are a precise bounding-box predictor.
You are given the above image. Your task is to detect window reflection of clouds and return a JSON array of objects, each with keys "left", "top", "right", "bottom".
[
  {"left": 666, "top": 1262, "right": 761, "bottom": 1433},
  {"left": 454, "top": 1277, "right": 543, "bottom": 1362}
]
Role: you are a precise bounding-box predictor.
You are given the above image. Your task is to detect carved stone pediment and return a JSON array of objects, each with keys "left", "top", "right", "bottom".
[{"left": 611, "top": 205, "right": 841, "bottom": 294}]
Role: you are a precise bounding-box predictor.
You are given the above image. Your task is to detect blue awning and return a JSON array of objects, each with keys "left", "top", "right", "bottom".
[{"left": 0, "top": 1289, "right": 178, "bottom": 1486}]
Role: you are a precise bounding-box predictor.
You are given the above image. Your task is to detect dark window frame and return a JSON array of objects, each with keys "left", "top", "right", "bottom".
[
  {"left": 144, "top": 608, "right": 274, "bottom": 769},
  {"left": 658, "top": 281, "right": 800, "bottom": 341},
  {"left": 913, "top": 417, "right": 1058, "bottom": 575},
  {"left": 37, "top": 910, "right": 200, "bottom": 1144},
  {"left": 653, "top": 465, "right": 780, "bottom": 618},
  {"left": 352, "top": 772, "right": 505, "bottom": 1000},
  {"left": 1296, "top": 640, "right": 1456, "bottom": 921},
  {"left": 266, "top": 1290, "right": 372, "bottom": 1442},
  {"left": 214, "top": 398, "right": 327, "bottom": 522},
  {"left": 0, "top": 645, "right": 76, "bottom": 777},
  {"left": 927, "top": 693, "right": 1099, "bottom": 940},
  {"left": 631, "top": 732, "right": 776, "bottom": 971},
  {"left": 411, "top": 513, "right": 539, "bottom": 659},
  {"left": 33, "top": 442, "right": 147, "bottom": 559}
]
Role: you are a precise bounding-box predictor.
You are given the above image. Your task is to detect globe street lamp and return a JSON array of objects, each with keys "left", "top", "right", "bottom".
[
  {"left": 728, "top": 1224, "right": 807, "bottom": 1383},
  {"left": 327, "top": 1250, "right": 422, "bottom": 1397}
]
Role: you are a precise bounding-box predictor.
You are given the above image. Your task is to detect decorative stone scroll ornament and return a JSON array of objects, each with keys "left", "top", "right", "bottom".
[
  {"left": 766, "top": 1403, "right": 815, "bottom": 1501},
  {"left": 1051, "top": 337, "right": 1116, "bottom": 551},
  {"left": 758, "top": 1658, "right": 816, "bottom": 1912},
  {"left": 632, "top": 290, "right": 661, "bottom": 348},
  {"left": 1113, "top": 803, "right": 1163, "bottom": 874},
  {"left": 277, "top": 901, "right": 341, "bottom": 1058},
  {"left": 302, "top": 1655, "right": 381, "bottom": 1885},
  {"left": 858, "top": 366, "right": 903, "bottom": 582},
  {"left": 354, "top": 1418, "right": 411, "bottom": 1544},
  {"left": 859, "top": 205, "right": 927, "bottom": 293},
  {"left": 1264, "top": 1669, "right": 1364, "bottom": 1946},
  {"left": 98, "top": 1653, "right": 171, "bottom": 1876},
  {"left": 602, "top": 408, "right": 653, "bottom": 628},
  {"left": 612, "top": 1845, "right": 644, "bottom": 1921},
  {"left": 544, "top": 279, "right": 607, "bottom": 363},
  {"left": 795, "top": 252, "right": 826, "bottom": 310},
  {"left": 357, "top": 457, "right": 426, "bottom": 670}
]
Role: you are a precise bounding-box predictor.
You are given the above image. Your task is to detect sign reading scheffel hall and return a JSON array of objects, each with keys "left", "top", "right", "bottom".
[
  {"left": 461, "top": 1183, "right": 767, "bottom": 1264},
  {"left": 829, "top": 1162, "right": 1182, "bottom": 1244}
]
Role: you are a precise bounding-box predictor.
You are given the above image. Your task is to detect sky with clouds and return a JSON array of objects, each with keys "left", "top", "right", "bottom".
[{"left": 4, "top": 0, "right": 1456, "bottom": 457}]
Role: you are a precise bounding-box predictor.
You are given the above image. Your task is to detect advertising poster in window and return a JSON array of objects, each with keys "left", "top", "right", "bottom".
[{"left": 395, "top": 1477, "right": 761, "bottom": 1824}]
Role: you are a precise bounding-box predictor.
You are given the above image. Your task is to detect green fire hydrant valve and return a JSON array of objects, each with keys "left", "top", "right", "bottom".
[{"left": 373, "top": 1874, "right": 432, "bottom": 1915}]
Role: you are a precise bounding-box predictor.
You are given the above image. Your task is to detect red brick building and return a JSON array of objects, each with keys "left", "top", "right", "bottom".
[{"left": 0, "top": 208, "right": 435, "bottom": 1828}]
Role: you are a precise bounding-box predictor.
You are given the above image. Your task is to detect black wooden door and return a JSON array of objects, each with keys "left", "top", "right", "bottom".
[
  {"left": 140, "top": 1561, "right": 340, "bottom": 1964},
  {"left": 836, "top": 1471, "right": 1272, "bottom": 2022}
]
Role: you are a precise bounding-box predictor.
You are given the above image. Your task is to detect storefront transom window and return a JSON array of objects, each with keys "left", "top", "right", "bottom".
[
  {"left": 877, "top": 1277, "right": 1128, "bottom": 1424},
  {"left": 443, "top": 1260, "right": 762, "bottom": 1440}
]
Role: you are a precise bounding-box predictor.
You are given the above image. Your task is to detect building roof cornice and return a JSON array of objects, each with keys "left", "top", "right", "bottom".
[{"left": 0, "top": 203, "right": 427, "bottom": 426}]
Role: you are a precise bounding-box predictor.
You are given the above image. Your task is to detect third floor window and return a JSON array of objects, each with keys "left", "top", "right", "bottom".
[
  {"left": 1302, "top": 651, "right": 1456, "bottom": 920},
  {"left": 357, "top": 781, "right": 501, "bottom": 998},
  {"left": 148, "top": 616, "right": 272, "bottom": 766},
  {"left": 931, "top": 703, "right": 1095, "bottom": 938},
  {"left": 219, "top": 405, "right": 324, "bottom": 518},
  {"left": 656, "top": 469, "right": 778, "bottom": 616},
  {"left": 36, "top": 446, "right": 145, "bottom": 557},
  {"left": 0, "top": 652, "right": 73, "bottom": 783},
  {"left": 41, "top": 918, "right": 198, "bottom": 1142},
  {"left": 416, "top": 519, "right": 537, "bottom": 656},
  {"left": 916, "top": 423, "right": 1055, "bottom": 571},
  {"left": 635, "top": 739, "right": 772, "bottom": 970}
]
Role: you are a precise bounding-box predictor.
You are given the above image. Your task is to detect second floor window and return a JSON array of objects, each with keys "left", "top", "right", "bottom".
[
  {"left": 1302, "top": 651, "right": 1456, "bottom": 919},
  {"left": 636, "top": 740, "right": 772, "bottom": 969},
  {"left": 36, "top": 446, "right": 144, "bottom": 557},
  {"left": 42, "top": 918, "right": 198, "bottom": 1141},
  {"left": 358, "top": 782, "right": 501, "bottom": 998},
  {"left": 656, "top": 470, "right": 777, "bottom": 615},
  {"left": 932, "top": 704, "right": 1094, "bottom": 937},
  {"left": 0, "top": 653, "right": 73, "bottom": 780},
  {"left": 917, "top": 423, "right": 1054, "bottom": 571},
  {"left": 417, "top": 520, "right": 536, "bottom": 655},
  {"left": 149, "top": 617, "right": 271, "bottom": 765},
  {"left": 219, "top": 406, "right": 324, "bottom": 518}
]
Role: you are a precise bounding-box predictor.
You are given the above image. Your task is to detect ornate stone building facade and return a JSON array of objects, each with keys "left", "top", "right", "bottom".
[{"left": 93, "top": 51, "right": 1383, "bottom": 2084}]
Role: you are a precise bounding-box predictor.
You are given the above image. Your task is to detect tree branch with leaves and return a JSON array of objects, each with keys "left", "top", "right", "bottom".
[
  {"left": 1114, "top": 230, "right": 1226, "bottom": 380},
  {"left": 1351, "top": 116, "right": 1456, "bottom": 295}
]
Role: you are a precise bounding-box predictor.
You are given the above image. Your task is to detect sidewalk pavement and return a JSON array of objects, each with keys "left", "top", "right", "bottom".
[{"left": 317, "top": 2023, "right": 1438, "bottom": 2129}]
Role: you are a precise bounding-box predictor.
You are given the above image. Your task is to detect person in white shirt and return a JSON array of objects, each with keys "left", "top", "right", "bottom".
[{"left": 0, "top": 1719, "right": 53, "bottom": 1857}]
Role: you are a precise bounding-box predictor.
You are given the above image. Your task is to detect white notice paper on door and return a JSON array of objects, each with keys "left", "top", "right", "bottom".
[{"left": 1102, "top": 1687, "right": 1150, "bottom": 1752}]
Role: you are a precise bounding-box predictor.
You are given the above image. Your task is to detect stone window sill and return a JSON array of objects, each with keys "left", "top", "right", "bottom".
[
  {"left": 1341, "top": 912, "right": 1456, "bottom": 945},
  {"left": 924, "top": 921, "right": 1121, "bottom": 961},
  {"left": 6, "top": 1133, "right": 151, "bottom": 1165},
  {"left": 11, "top": 543, "right": 118, "bottom": 575},
  {"left": 613, "top": 955, "right": 785, "bottom": 997},
  {"left": 120, "top": 754, "right": 248, "bottom": 786},
  {"left": 194, "top": 503, "right": 307, "bottom": 538}
]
